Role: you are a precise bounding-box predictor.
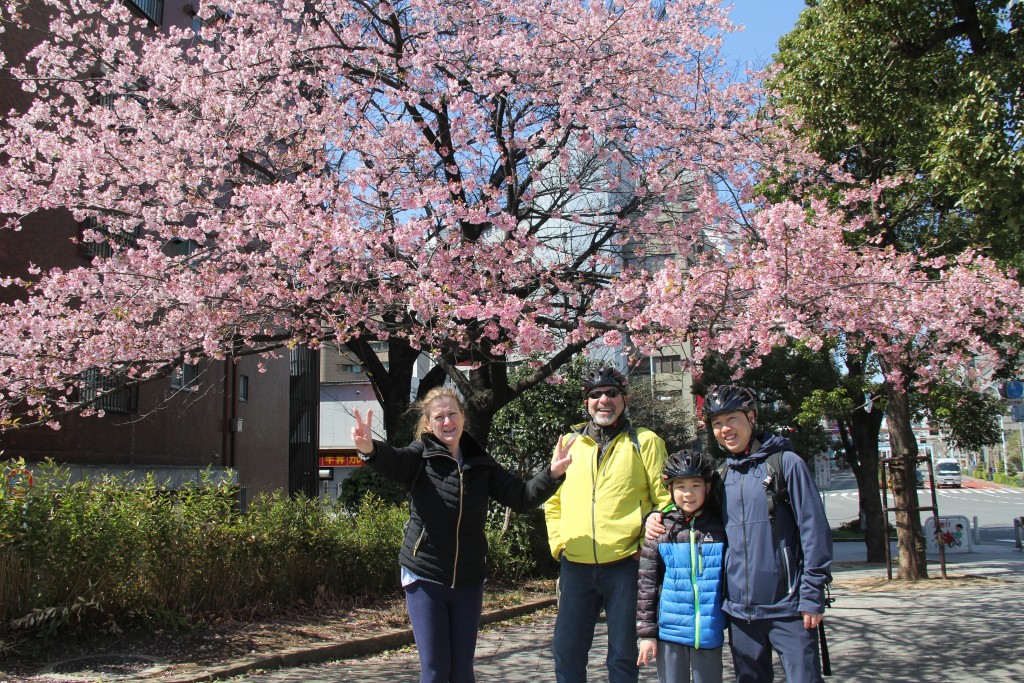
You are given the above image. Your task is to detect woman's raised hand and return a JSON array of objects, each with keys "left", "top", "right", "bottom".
[
  {"left": 351, "top": 408, "right": 374, "bottom": 455},
  {"left": 549, "top": 435, "right": 575, "bottom": 478}
]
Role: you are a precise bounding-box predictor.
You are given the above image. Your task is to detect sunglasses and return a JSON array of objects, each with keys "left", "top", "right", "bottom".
[{"left": 587, "top": 388, "right": 621, "bottom": 400}]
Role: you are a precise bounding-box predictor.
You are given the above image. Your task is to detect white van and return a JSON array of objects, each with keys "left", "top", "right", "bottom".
[{"left": 933, "top": 459, "right": 962, "bottom": 488}]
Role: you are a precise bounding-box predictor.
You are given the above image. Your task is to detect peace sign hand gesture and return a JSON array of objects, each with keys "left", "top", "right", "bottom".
[
  {"left": 352, "top": 408, "right": 375, "bottom": 455},
  {"left": 550, "top": 435, "right": 576, "bottom": 478}
]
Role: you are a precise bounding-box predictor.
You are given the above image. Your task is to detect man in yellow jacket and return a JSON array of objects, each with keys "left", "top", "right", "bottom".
[{"left": 545, "top": 366, "right": 670, "bottom": 683}]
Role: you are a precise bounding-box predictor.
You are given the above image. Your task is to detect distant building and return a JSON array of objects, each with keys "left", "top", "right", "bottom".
[{"left": 316, "top": 343, "right": 437, "bottom": 500}]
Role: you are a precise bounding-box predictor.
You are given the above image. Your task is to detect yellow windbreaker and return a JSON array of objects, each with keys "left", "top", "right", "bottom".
[{"left": 544, "top": 423, "right": 669, "bottom": 564}]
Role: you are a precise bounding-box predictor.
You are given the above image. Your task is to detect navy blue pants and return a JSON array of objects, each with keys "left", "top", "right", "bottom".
[
  {"left": 405, "top": 579, "right": 485, "bottom": 683},
  {"left": 728, "top": 616, "right": 823, "bottom": 683},
  {"left": 553, "top": 557, "right": 640, "bottom": 683}
]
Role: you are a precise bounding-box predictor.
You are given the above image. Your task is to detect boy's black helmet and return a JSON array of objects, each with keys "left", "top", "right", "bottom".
[
  {"left": 581, "top": 366, "right": 628, "bottom": 395},
  {"left": 662, "top": 449, "right": 714, "bottom": 482},
  {"left": 703, "top": 385, "right": 757, "bottom": 421}
]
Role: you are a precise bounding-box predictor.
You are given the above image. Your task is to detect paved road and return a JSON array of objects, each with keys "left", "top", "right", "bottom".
[
  {"left": 238, "top": 542, "right": 1024, "bottom": 683},
  {"left": 822, "top": 471, "right": 1024, "bottom": 545}
]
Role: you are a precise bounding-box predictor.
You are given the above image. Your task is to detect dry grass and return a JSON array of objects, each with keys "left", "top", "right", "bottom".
[
  {"left": 833, "top": 573, "right": 1008, "bottom": 592},
  {"left": 0, "top": 579, "right": 556, "bottom": 682}
]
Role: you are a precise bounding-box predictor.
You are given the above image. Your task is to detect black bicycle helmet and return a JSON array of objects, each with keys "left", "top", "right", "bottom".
[
  {"left": 581, "top": 366, "right": 628, "bottom": 395},
  {"left": 662, "top": 449, "right": 714, "bottom": 482},
  {"left": 702, "top": 384, "right": 757, "bottom": 421}
]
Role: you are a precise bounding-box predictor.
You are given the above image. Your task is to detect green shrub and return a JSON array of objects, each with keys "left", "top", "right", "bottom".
[
  {"left": 0, "top": 460, "right": 410, "bottom": 643},
  {"left": 993, "top": 473, "right": 1024, "bottom": 488},
  {"left": 484, "top": 506, "right": 556, "bottom": 583},
  {"left": 0, "top": 457, "right": 551, "bottom": 645},
  {"left": 337, "top": 467, "right": 406, "bottom": 511}
]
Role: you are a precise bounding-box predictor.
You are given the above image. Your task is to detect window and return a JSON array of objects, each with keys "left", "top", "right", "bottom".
[
  {"left": 78, "top": 217, "right": 140, "bottom": 259},
  {"left": 166, "top": 237, "right": 202, "bottom": 268},
  {"left": 166, "top": 237, "right": 199, "bottom": 256},
  {"left": 238, "top": 374, "right": 249, "bottom": 402},
  {"left": 171, "top": 363, "right": 199, "bottom": 390},
  {"left": 80, "top": 368, "right": 138, "bottom": 414},
  {"left": 657, "top": 356, "right": 683, "bottom": 374},
  {"left": 127, "top": 0, "right": 163, "bottom": 25}
]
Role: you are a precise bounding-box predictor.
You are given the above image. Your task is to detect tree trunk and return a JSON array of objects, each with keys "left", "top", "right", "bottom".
[
  {"left": 844, "top": 405, "right": 886, "bottom": 562},
  {"left": 881, "top": 362, "right": 928, "bottom": 580},
  {"left": 349, "top": 336, "right": 421, "bottom": 443},
  {"left": 838, "top": 354, "right": 887, "bottom": 562}
]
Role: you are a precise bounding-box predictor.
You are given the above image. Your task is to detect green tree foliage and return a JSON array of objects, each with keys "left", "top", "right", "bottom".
[
  {"left": 489, "top": 358, "right": 596, "bottom": 478},
  {"left": 625, "top": 379, "right": 696, "bottom": 454},
  {"left": 773, "top": 0, "right": 1024, "bottom": 265},
  {"left": 912, "top": 376, "right": 1003, "bottom": 451},
  {"left": 698, "top": 345, "right": 836, "bottom": 462}
]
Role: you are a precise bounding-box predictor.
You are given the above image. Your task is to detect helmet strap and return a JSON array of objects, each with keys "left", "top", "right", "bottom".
[{"left": 743, "top": 412, "right": 757, "bottom": 456}]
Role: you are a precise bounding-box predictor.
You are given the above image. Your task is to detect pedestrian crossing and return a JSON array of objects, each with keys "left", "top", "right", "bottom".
[{"left": 824, "top": 486, "right": 1024, "bottom": 502}]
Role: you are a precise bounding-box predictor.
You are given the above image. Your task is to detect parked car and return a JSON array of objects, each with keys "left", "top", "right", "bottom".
[{"left": 933, "top": 459, "right": 963, "bottom": 488}]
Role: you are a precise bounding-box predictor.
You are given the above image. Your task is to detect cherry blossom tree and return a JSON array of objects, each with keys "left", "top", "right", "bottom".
[
  {"left": 644, "top": 182, "right": 1024, "bottom": 579},
  {"left": 0, "top": 0, "right": 1021, "bottom": 541},
  {"left": 0, "top": 0, "right": 747, "bottom": 434}
]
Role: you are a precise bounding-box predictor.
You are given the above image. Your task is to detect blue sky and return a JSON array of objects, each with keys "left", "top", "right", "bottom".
[{"left": 720, "top": 0, "right": 809, "bottom": 68}]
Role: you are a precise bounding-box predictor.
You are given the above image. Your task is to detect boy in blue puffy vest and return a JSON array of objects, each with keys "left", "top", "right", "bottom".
[{"left": 636, "top": 449, "right": 726, "bottom": 683}]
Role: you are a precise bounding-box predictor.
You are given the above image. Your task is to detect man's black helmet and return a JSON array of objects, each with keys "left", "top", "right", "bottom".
[
  {"left": 662, "top": 449, "right": 714, "bottom": 482},
  {"left": 581, "top": 366, "right": 628, "bottom": 395},
  {"left": 703, "top": 385, "right": 757, "bottom": 421}
]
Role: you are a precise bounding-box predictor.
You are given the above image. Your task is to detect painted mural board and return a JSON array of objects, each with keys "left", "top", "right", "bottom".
[{"left": 925, "top": 515, "right": 971, "bottom": 554}]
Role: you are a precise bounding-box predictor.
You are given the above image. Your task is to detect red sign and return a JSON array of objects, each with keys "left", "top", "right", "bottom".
[
  {"left": 319, "top": 455, "right": 365, "bottom": 467},
  {"left": 4, "top": 468, "right": 33, "bottom": 499}
]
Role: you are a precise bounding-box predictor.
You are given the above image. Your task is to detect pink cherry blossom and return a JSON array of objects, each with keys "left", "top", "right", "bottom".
[{"left": 0, "top": 0, "right": 1019, "bottom": 428}]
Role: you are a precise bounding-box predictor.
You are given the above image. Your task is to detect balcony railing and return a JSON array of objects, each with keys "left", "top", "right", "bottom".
[{"left": 80, "top": 368, "right": 139, "bottom": 414}]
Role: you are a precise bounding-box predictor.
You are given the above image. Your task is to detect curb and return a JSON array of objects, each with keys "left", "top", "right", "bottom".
[{"left": 159, "top": 596, "right": 557, "bottom": 683}]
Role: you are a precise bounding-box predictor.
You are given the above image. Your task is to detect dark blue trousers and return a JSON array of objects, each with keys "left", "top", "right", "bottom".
[
  {"left": 728, "top": 616, "right": 823, "bottom": 683},
  {"left": 553, "top": 557, "right": 640, "bottom": 683},
  {"left": 405, "top": 579, "right": 485, "bottom": 683}
]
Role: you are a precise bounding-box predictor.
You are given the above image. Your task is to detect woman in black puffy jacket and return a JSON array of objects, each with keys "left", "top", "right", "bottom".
[{"left": 352, "top": 386, "right": 573, "bottom": 683}]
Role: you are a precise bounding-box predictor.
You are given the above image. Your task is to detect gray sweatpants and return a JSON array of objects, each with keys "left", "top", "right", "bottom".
[{"left": 656, "top": 641, "right": 724, "bottom": 683}]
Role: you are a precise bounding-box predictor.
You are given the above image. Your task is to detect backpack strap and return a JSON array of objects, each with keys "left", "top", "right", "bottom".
[
  {"left": 628, "top": 426, "right": 641, "bottom": 456},
  {"left": 761, "top": 451, "right": 792, "bottom": 547},
  {"left": 720, "top": 452, "right": 791, "bottom": 541}
]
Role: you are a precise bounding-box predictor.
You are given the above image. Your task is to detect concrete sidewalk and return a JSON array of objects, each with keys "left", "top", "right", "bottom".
[{"left": 232, "top": 541, "right": 1024, "bottom": 682}]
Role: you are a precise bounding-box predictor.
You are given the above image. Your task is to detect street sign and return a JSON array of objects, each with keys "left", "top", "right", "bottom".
[
  {"left": 3, "top": 468, "right": 33, "bottom": 500},
  {"left": 1005, "top": 380, "right": 1024, "bottom": 399},
  {"left": 814, "top": 455, "right": 831, "bottom": 490}
]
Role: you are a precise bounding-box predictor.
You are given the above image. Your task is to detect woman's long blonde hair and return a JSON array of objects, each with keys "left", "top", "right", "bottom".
[{"left": 415, "top": 386, "right": 466, "bottom": 439}]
